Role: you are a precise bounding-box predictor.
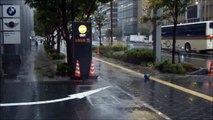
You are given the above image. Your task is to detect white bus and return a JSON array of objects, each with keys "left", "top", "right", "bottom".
[{"left": 161, "top": 21, "right": 213, "bottom": 52}]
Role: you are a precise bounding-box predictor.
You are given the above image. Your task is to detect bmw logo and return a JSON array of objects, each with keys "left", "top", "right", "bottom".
[{"left": 7, "top": 7, "right": 16, "bottom": 16}]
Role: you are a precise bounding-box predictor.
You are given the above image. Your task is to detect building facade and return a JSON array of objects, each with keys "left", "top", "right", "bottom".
[
  {"left": 97, "top": 0, "right": 152, "bottom": 40},
  {"left": 117, "top": 0, "right": 138, "bottom": 36},
  {"left": 187, "top": 0, "right": 213, "bottom": 22},
  {"left": 0, "top": 0, "right": 34, "bottom": 76},
  {"left": 117, "top": 0, "right": 152, "bottom": 37},
  {"left": 163, "top": 0, "right": 213, "bottom": 25},
  {"left": 98, "top": 1, "right": 117, "bottom": 39}
]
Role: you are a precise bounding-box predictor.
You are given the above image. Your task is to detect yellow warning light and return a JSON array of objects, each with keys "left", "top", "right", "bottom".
[{"left": 78, "top": 25, "right": 87, "bottom": 34}]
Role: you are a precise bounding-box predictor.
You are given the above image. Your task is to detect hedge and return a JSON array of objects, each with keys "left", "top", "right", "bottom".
[{"left": 124, "top": 48, "right": 154, "bottom": 64}]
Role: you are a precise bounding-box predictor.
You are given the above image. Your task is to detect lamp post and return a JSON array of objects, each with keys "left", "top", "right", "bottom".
[{"left": 110, "top": 0, "right": 113, "bottom": 46}]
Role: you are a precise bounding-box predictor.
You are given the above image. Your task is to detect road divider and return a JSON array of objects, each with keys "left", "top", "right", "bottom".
[{"left": 94, "top": 57, "right": 213, "bottom": 102}]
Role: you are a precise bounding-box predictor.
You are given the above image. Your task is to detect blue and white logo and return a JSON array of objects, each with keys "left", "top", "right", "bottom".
[{"left": 7, "top": 7, "right": 16, "bottom": 16}]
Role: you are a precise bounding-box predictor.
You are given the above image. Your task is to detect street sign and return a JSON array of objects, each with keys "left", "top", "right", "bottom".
[
  {"left": 3, "top": 5, "right": 20, "bottom": 18},
  {"left": 73, "top": 22, "right": 92, "bottom": 79},
  {"left": 3, "top": 32, "right": 20, "bottom": 44},
  {"left": 3, "top": 18, "right": 20, "bottom": 31},
  {"left": 2, "top": 5, "right": 20, "bottom": 44}
]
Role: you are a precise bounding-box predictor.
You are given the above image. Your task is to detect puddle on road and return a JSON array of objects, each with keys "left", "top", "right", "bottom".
[
  {"left": 88, "top": 96, "right": 120, "bottom": 105},
  {"left": 108, "top": 87, "right": 133, "bottom": 100}
]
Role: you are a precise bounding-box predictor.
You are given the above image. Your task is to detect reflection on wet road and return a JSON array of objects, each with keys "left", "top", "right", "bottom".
[
  {"left": 0, "top": 80, "right": 168, "bottom": 120},
  {"left": 161, "top": 52, "right": 212, "bottom": 68},
  {"left": 94, "top": 58, "right": 213, "bottom": 120}
]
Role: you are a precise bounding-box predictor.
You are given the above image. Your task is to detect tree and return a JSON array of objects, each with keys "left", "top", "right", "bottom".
[
  {"left": 92, "top": 8, "right": 107, "bottom": 46},
  {"left": 162, "top": 0, "right": 191, "bottom": 64},
  {"left": 25, "top": 0, "right": 110, "bottom": 75},
  {"left": 140, "top": 0, "right": 164, "bottom": 62},
  {"left": 113, "top": 28, "right": 122, "bottom": 39},
  {"left": 140, "top": 0, "right": 191, "bottom": 64},
  {"left": 138, "top": 27, "right": 151, "bottom": 36},
  {"left": 105, "top": 29, "right": 111, "bottom": 45}
]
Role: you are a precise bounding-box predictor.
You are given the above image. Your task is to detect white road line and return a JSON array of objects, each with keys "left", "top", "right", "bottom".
[{"left": 0, "top": 86, "right": 111, "bottom": 107}]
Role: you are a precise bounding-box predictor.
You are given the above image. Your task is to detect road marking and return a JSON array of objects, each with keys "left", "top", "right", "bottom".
[
  {"left": 94, "top": 57, "right": 213, "bottom": 102},
  {"left": 0, "top": 86, "right": 111, "bottom": 107}
]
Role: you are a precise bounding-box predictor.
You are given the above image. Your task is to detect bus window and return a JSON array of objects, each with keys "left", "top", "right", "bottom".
[{"left": 210, "top": 22, "right": 213, "bottom": 29}]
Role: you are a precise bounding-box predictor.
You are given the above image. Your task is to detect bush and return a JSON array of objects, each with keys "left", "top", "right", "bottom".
[
  {"left": 44, "top": 43, "right": 52, "bottom": 53},
  {"left": 112, "top": 51, "right": 126, "bottom": 60},
  {"left": 181, "top": 62, "right": 198, "bottom": 72},
  {"left": 105, "top": 51, "right": 113, "bottom": 58},
  {"left": 49, "top": 49, "right": 58, "bottom": 54},
  {"left": 56, "top": 63, "right": 70, "bottom": 76},
  {"left": 50, "top": 53, "right": 65, "bottom": 60},
  {"left": 155, "top": 60, "right": 186, "bottom": 74},
  {"left": 92, "top": 46, "right": 97, "bottom": 51},
  {"left": 140, "top": 62, "right": 154, "bottom": 67},
  {"left": 112, "top": 44, "right": 127, "bottom": 51},
  {"left": 155, "top": 60, "right": 170, "bottom": 71},
  {"left": 125, "top": 48, "right": 154, "bottom": 64},
  {"left": 99, "top": 46, "right": 112, "bottom": 55}
]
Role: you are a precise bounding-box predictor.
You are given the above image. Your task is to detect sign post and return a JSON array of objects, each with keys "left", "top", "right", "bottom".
[{"left": 72, "top": 22, "right": 94, "bottom": 80}]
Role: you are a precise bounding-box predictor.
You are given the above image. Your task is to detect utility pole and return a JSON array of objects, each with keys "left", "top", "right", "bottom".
[
  {"left": 110, "top": 0, "right": 113, "bottom": 46},
  {"left": 155, "top": 9, "right": 162, "bottom": 62}
]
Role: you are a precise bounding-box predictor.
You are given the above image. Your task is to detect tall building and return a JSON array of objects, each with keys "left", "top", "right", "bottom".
[
  {"left": 163, "top": 0, "right": 213, "bottom": 25},
  {"left": 186, "top": 0, "right": 213, "bottom": 22},
  {"left": 98, "top": 1, "right": 117, "bottom": 39},
  {"left": 117, "top": 0, "right": 152, "bottom": 37}
]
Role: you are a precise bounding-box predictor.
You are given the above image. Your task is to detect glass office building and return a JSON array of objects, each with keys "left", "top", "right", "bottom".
[
  {"left": 99, "top": 1, "right": 117, "bottom": 39},
  {"left": 117, "top": 0, "right": 139, "bottom": 35}
]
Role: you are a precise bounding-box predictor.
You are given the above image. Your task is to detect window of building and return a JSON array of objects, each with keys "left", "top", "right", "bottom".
[{"left": 210, "top": 22, "right": 213, "bottom": 29}]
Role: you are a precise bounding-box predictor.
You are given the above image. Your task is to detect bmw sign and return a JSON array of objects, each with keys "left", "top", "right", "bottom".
[
  {"left": 3, "top": 5, "right": 20, "bottom": 17},
  {"left": 2, "top": 5, "right": 21, "bottom": 44},
  {"left": 7, "top": 7, "right": 16, "bottom": 16}
]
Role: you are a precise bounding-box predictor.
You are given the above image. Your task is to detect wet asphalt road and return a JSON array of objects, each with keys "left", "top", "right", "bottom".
[
  {"left": 94, "top": 59, "right": 213, "bottom": 120},
  {"left": 0, "top": 79, "right": 167, "bottom": 120},
  {"left": 0, "top": 81, "right": 79, "bottom": 120},
  {"left": 161, "top": 52, "right": 213, "bottom": 68},
  {"left": 0, "top": 45, "right": 167, "bottom": 120},
  {"left": 0, "top": 44, "right": 213, "bottom": 120}
]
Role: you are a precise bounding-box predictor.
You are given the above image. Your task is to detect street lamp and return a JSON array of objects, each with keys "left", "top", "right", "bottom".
[{"left": 110, "top": 0, "right": 114, "bottom": 46}]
